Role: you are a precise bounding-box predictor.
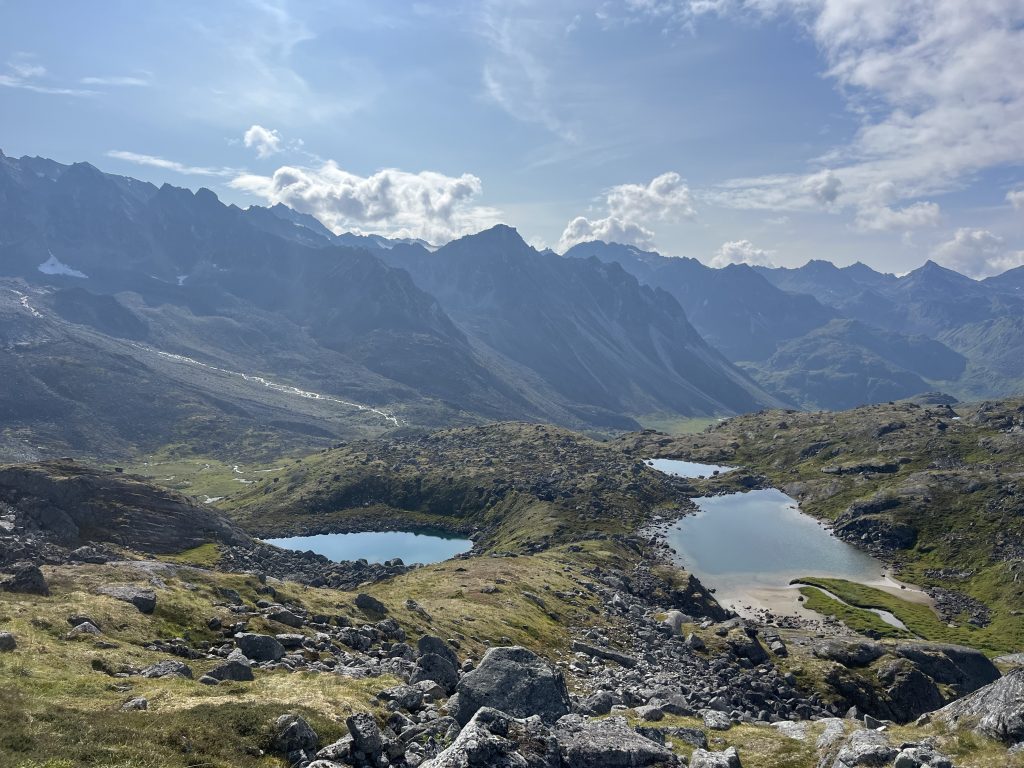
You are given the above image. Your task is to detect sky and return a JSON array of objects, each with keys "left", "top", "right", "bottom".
[{"left": 1, "top": 0, "right": 1023, "bottom": 276}]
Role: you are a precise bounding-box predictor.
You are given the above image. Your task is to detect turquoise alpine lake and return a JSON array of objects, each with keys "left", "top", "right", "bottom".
[
  {"left": 645, "top": 458, "right": 735, "bottom": 477},
  {"left": 664, "top": 488, "right": 927, "bottom": 618},
  {"left": 264, "top": 530, "right": 473, "bottom": 565}
]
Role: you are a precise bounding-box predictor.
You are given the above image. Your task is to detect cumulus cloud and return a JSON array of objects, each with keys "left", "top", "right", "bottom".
[
  {"left": 558, "top": 172, "right": 695, "bottom": 251},
  {"left": 933, "top": 228, "right": 1024, "bottom": 278},
  {"left": 709, "top": 239, "right": 776, "bottom": 268},
  {"left": 1008, "top": 189, "right": 1024, "bottom": 210},
  {"left": 243, "top": 124, "right": 283, "bottom": 158},
  {"left": 106, "top": 150, "right": 239, "bottom": 177},
  {"left": 229, "top": 161, "right": 501, "bottom": 244},
  {"left": 803, "top": 169, "right": 842, "bottom": 207}
]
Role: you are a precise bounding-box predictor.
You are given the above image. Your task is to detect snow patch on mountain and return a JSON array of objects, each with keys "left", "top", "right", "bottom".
[{"left": 38, "top": 253, "right": 87, "bottom": 278}]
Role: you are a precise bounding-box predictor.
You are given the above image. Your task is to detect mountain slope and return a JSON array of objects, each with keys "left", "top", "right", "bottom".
[
  {"left": 377, "top": 226, "right": 779, "bottom": 421},
  {"left": 564, "top": 241, "right": 837, "bottom": 361}
]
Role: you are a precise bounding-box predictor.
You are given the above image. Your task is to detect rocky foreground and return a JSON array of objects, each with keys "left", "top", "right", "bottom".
[{"left": 1, "top": 413, "right": 1023, "bottom": 768}]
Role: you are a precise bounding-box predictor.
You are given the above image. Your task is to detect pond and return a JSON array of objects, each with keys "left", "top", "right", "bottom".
[
  {"left": 264, "top": 530, "right": 473, "bottom": 565},
  {"left": 645, "top": 458, "right": 735, "bottom": 478},
  {"left": 664, "top": 489, "right": 929, "bottom": 619}
]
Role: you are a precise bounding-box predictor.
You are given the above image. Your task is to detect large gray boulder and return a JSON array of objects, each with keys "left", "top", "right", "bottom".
[
  {"left": 97, "top": 584, "right": 156, "bottom": 614},
  {"left": 831, "top": 729, "right": 898, "bottom": 767},
  {"left": 418, "top": 635, "right": 459, "bottom": 667},
  {"left": 936, "top": 668, "right": 1024, "bottom": 745},
  {"left": 688, "top": 747, "right": 741, "bottom": 768},
  {"left": 236, "top": 632, "right": 286, "bottom": 662},
  {"left": 1, "top": 562, "right": 49, "bottom": 596},
  {"left": 410, "top": 652, "right": 460, "bottom": 695},
  {"left": 448, "top": 646, "right": 570, "bottom": 726},
  {"left": 141, "top": 659, "right": 193, "bottom": 679},
  {"left": 553, "top": 714, "right": 679, "bottom": 767},
  {"left": 271, "top": 714, "right": 319, "bottom": 767},
  {"left": 421, "top": 707, "right": 560, "bottom": 768},
  {"left": 0, "top": 632, "right": 16, "bottom": 651}
]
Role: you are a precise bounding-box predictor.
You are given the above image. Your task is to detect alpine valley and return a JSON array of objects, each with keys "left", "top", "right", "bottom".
[{"left": 1, "top": 151, "right": 1023, "bottom": 768}]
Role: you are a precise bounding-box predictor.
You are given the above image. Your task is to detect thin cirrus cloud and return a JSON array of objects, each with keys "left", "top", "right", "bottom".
[
  {"left": 229, "top": 161, "right": 502, "bottom": 244},
  {"left": 105, "top": 150, "right": 240, "bottom": 178},
  {"left": 558, "top": 171, "right": 696, "bottom": 251},
  {"left": 627, "top": 1, "right": 1024, "bottom": 227},
  {"left": 80, "top": 75, "right": 150, "bottom": 86}
]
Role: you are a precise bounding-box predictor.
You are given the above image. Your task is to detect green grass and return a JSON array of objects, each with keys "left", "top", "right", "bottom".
[
  {"left": 796, "top": 578, "right": 1019, "bottom": 654},
  {"left": 158, "top": 543, "right": 222, "bottom": 567},
  {"left": 634, "top": 414, "right": 722, "bottom": 435}
]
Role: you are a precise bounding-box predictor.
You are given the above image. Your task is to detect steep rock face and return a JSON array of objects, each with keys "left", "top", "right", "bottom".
[
  {"left": 381, "top": 226, "right": 777, "bottom": 419},
  {"left": 0, "top": 460, "right": 249, "bottom": 553},
  {"left": 936, "top": 668, "right": 1024, "bottom": 745}
]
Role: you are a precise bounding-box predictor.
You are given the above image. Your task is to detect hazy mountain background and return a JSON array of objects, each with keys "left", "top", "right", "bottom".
[{"left": 2, "top": 151, "right": 1022, "bottom": 461}]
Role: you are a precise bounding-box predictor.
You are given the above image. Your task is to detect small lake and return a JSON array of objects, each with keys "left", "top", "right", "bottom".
[
  {"left": 665, "top": 489, "right": 928, "bottom": 619},
  {"left": 645, "top": 458, "right": 735, "bottom": 478},
  {"left": 264, "top": 531, "right": 473, "bottom": 565}
]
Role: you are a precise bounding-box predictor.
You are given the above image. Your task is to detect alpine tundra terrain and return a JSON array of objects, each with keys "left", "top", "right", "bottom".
[{"left": 2, "top": 400, "right": 1023, "bottom": 767}]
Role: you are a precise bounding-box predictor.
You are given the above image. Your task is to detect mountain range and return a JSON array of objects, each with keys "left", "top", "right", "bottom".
[
  {"left": 0, "top": 151, "right": 776, "bottom": 459},
  {"left": 2, "top": 150, "right": 1022, "bottom": 461}
]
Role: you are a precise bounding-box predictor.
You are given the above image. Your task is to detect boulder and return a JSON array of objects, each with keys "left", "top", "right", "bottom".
[
  {"left": 689, "top": 747, "right": 741, "bottom": 768},
  {"left": 893, "top": 746, "right": 953, "bottom": 768},
  {"left": 662, "top": 610, "right": 689, "bottom": 634},
  {"left": 268, "top": 608, "right": 304, "bottom": 628},
  {"left": 345, "top": 712, "right": 383, "bottom": 762},
  {"left": 272, "top": 714, "right": 319, "bottom": 767},
  {"left": 120, "top": 696, "right": 148, "bottom": 711},
  {"left": 813, "top": 640, "right": 885, "bottom": 668},
  {"left": 936, "top": 668, "right": 1024, "bottom": 745},
  {"left": 418, "top": 635, "right": 459, "bottom": 668},
  {"left": 832, "top": 729, "right": 898, "bottom": 767},
  {"left": 1, "top": 562, "right": 49, "bottom": 596},
  {"left": 96, "top": 584, "right": 156, "bottom": 614},
  {"left": 0, "top": 632, "right": 16, "bottom": 652},
  {"left": 554, "top": 714, "right": 679, "bottom": 767},
  {"left": 377, "top": 684, "right": 425, "bottom": 712},
  {"left": 893, "top": 643, "right": 1000, "bottom": 695},
  {"left": 141, "top": 659, "right": 193, "bottom": 679},
  {"left": 571, "top": 640, "right": 638, "bottom": 668},
  {"left": 702, "top": 710, "right": 732, "bottom": 731},
  {"left": 355, "top": 593, "right": 387, "bottom": 614},
  {"left": 410, "top": 653, "right": 460, "bottom": 695},
  {"left": 204, "top": 658, "right": 254, "bottom": 682},
  {"left": 577, "top": 690, "right": 614, "bottom": 716},
  {"left": 236, "top": 632, "right": 286, "bottom": 662},
  {"left": 448, "top": 646, "right": 571, "bottom": 726},
  {"left": 421, "top": 707, "right": 561, "bottom": 768}
]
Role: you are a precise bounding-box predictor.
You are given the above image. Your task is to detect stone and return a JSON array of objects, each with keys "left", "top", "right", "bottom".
[
  {"left": 832, "top": 729, "right": 898, "bottom": 767},
  {"left": 702, "top": 710, "right": 732, "bottom": 731},
  {"left": 120, "top": 696, "right": 148, "bottom": 711},
  {"left": 571, "top": 640, "right": 638, "bottom": 668},
  {"left": 663, "top": 610, "right": 689, "bottom": 634},
  {"left": 685, "top": 633, "right": 706, "bottom": 651},
  {"left": 448, "top": 646, "right": 571, "bottom": 726},
  {"left": 236, "top": 632, "right": 286, "bottom": 662},
  {"left": 578, "top": 690, "right": 615, "bottom": 716},
  {"left": 1, "top": 562, "right": 50, "bottom": 596},
  {"left": 378, "top": 684, "right": 424, "bottom": 712},
  {"left": 141, "top": 659, "right": 193, "bottom": 679},
  {"left": 0, "top": 632, "right": 16, "bottom": 651},
  {"left": 96, "top": 584, "right": 156, "bottom": 614},
  {"left": 893, "top": 746, "right": 953, "bottom": 768},
  {"left": 421, "top": 707, "right": 561, "bottom": 768},
  {"left": 554, "top": 714, "right": 679, "bottom": 767},
  {"left": 689, "top": 747, "right": 741, "bottom": 768},
  {"left": 346, "top": 711, "right": 383, "bottom": 761},
  {"left": 268, "top": 608, "right": 304, "bottom": 628},
  {"left": 418, "top": 635, "right": 459, "bottom": 668},
  {"left": 276, "top": 633, "right": 306, "bottom": 649},
  {"left": 813, "top": 640, "right": 885, "bottom": 668},
  {"left": 272, "top": 714, "right": 319, "bottom": 767},
  {"left": 355, "top": 593, "right": 387, "bottom": 614},
  {"left": 67, "top": 621, "right": 102, "bottom": 639},
  {"left": 206, "top": 658, "right": 254, "bottom": 682},
  {"left": 411, "top": 652, "right": 461, "bottom": 695},
  {"left": 635, "top": 704, "right": 664, "bottom": 721},
  {"left": 936, "top": 667, "right": 1024, "bottom": 745}
]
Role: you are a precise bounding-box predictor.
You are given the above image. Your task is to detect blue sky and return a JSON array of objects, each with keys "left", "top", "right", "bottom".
[{"left": 2, "top": 0, "right": 1022, "bottom": 276}]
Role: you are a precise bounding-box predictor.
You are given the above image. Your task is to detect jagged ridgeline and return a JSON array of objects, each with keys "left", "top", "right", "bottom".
[{"left": 0, "top": 151, "right": 778, "bottom": 462}]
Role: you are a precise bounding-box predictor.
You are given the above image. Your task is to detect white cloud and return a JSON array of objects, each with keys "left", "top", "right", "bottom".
[
  {"left": 10, "top": 62, "right": 45, "bottom": 78},
  {"left": 230, "top": 161, "right": 501, "bottom": 244},
  {"left": 803, "top": 169, "right": 842, "bottom": 207},
  {"left": 106, "top": 150, "right": 239, "bottom": 177},
  {"left": 81, "top": 75, "right": 150, "bottom": 86},
  {"left": 558, "top": 216, "right": 656, "bottom": 250},
  {"left": 932, "top": 228, "right": 1024, "bottom": 278},
  {"left": 1, "top": 58, "right": 94, "bottom": 96},
  {"left": 1008, "top": 188, "right": 1024, "bottom": 210},
  {"left": 243, "top": 124, "right": 283, "bottom": 158},
  {"left": 855, "top": 201, "right": 940, "bottom": 232},
  {"left": 627, "top": 1, "right": 1024, "bottom": 224},
  {"left": 709, "top": 239, "right": 776, "bottom": 268},
  {"left": 557, "top": 171, "right": 695, "bottom": 250}
]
